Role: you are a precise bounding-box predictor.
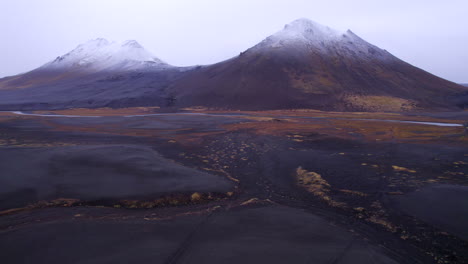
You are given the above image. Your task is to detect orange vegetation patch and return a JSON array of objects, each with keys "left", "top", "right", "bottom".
[
  {"left": 43, "top": 112, "right": 461, "bottom": 145},
  {"left": 198, "top": 109, "right": 465, "bottom": 124},
  {"left": 33, "top": 106, "right": 161, "bottom": 116},
  {"left": 221, "top": 117, "right": 466, "bottom": 144}
]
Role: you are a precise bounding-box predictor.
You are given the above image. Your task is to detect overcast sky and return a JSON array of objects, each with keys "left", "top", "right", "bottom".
[{"left": 0, "top": 0, "right": 467, "bottom": 83}]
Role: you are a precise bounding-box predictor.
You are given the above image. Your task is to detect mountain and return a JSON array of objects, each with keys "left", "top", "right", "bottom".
[
  {"left": 1, "top": 38, "right": 173, "bottom": 88},
  {"left": 42, "top": 38, "right": 171, "bottom": 72},
  {"left": 167, "top": 19, "right": 467, "bottom": 111},
  {"left": 0, "top": 39, "right": 185, "bottom": 109},
  {"left": 0, "top": 19, "right": 466, "bottom": 111}
]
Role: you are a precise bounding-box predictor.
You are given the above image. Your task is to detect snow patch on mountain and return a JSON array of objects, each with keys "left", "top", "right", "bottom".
[
  {"left": 42, "top": 38, "right": 172, "bottom": 72},
  {"left": 275, "top": 18, "right": 344, "bottom": 42},
  {"left": 257, "top": 18, "right": 394, "bottom": 61}
]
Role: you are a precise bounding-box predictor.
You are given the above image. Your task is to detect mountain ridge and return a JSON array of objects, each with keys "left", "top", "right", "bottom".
[{"left": 0, "top": 18, "right": 466, "bottom": 111}]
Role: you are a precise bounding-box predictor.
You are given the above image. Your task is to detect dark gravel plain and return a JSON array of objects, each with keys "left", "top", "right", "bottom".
[{"left": 0, "top": 111, "right": 467, "bottom": 264}]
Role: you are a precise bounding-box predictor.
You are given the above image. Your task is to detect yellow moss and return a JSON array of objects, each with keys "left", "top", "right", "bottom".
[
  {"left": 296, "top": 167, "right": 330, "bottom": 193},
  {"left": 191, "top": 192, "right": 202, "bottom": 201},
  {"left": 240, "top": 198, "right": 273, "bottom": 206},
  {"left": 340, "top": 189, "right": 368, "bottom": 197},
  {"left": 392, "top": 165, "right": 417, "bottom": 173},
  {"left": 353, "top": 207, "right": 365, "bottom": 212},
  {"left": 244, "top": 116, "right": 276, "bottom": 122},
  {"left": 367, "top": 216, "right": 398, "bottom": 233},
  {"left": 343, "top": 95, "right": 416, "bottom": 112},
  {"left": 240, "top": 198, "right": 261, "bottom": 206},
  {"left": 295, "top": 167, "right": 346, "bottom": 208}
]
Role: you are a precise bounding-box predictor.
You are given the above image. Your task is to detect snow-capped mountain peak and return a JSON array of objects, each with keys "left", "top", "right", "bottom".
[
  {"left": 283, "top": 18, "right": 343, "bottom": 37},
  {"left": 43, "top": 38, "right": 171, "bottom": 72},
  {"left": 265, "top": 18, "right": 345, "bottom": 46},
  {"left": 122, "top": 40, "right": 144, "bottom": 49},
  {"left": 253, "top": 18, "right": 392, "bottom": 61}
]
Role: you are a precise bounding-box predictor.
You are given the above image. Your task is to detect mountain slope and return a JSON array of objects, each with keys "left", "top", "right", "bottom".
[
  {"left": 168, "top": 19, "right": 467, "bottom": 111},
  {"left": 0, "top": 39, "right": 185, "bottom": 110}
]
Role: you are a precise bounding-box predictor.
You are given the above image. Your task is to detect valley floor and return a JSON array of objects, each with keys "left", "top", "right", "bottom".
[{"left": 0, "top": 108, "right": 467, "bottom": 264}]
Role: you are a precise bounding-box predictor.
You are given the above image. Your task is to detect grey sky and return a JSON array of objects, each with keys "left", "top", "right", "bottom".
[{"left": 0, "top": 0, "right": 467, "bottom": 83}]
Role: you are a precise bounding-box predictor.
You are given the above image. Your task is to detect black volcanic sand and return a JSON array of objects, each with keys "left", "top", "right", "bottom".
[
  {"left": 0, "top": 113, "right": 467, "bottom": 263},
  {"left": 174, "top": 206, "right": 398, "bottom": 264},
  {"left": 0, "top": 205, "right": 398, "bottom": 264},
  {"left": 0, "top": 145, "right": 233, "bottom": 210},
  {"left": 391, "top": 184, "right": 468, "bottom": 240}
]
